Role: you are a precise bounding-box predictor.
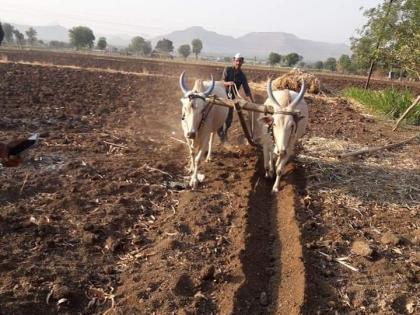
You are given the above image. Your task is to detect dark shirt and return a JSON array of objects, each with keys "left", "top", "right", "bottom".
[{"left": 222, "top": 66, "right": 251, "bottom": 98}]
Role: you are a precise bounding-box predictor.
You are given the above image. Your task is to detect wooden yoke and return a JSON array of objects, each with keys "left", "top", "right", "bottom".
[{"left": 206, "top": 96, "right": 275, "bottom": 115}]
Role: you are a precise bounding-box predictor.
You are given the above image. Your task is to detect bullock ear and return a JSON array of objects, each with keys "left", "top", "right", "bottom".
[{"left": 258, "top": 115, "right": 274, "bottom": 126}]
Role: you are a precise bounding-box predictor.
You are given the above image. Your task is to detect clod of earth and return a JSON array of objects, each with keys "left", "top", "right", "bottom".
[{"left": 351, "top": 240, "right": 373, "bottom": 257}]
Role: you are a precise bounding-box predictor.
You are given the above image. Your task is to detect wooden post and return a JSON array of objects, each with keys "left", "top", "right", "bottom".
[{"left": 393, "top": 95, "right": 420, "bottom": 131}]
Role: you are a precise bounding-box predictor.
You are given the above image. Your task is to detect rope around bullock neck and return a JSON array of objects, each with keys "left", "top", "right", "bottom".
[
  {"left": 182, "top": 93, "right": 211, "bottom": 133},
  {"left": 188, "top": 94, "right": 206, "bottom": 101},
  {"left": 198, "top": 101, "right": 214, "bottom": 130},
  {"left": 273, "top": 110, "right": 303, "bottom": 131},
  {"left": 189, "top": 92, "right": 213, "bottom": 131}
]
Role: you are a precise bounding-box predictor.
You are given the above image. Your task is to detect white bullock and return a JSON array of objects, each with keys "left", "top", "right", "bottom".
[
  {"left": 256, "top": 79, "right": 308, "bottom": 192},
  {"left": 179, "top": 71, "right": 229, "bottom": 189}
]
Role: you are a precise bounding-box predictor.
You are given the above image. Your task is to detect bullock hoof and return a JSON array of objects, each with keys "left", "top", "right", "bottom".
[
  {"left": 271, "top": 187, "right": 279, "bottom": 194},
  {"left": 205, "top": 157, "right": 212, "bottom": 163},
  {"left": 189, "top": 179, "right": 198, "bottom": 190}
]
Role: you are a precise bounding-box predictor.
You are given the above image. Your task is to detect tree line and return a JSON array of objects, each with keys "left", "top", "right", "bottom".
[
  {"left": 351, "top": 0, "right": 418, "bottom": 79},
  {"left": 267, "top": 52, "right": 350, "bottom": 73},
  {"left": 1, "top": 0, "right": 417, "bottom": 77},
  {"left": 0, "top": 23, "right": 204, "bottom": 59},
  {"left": 0, "top": 22, "right": 204, "bottom": 59},
  {"left": 267, "top": 0, "right": 418, "bottom": 78},
  {"left": 0, "top": 22, "right": 39, "bottom": 48}
]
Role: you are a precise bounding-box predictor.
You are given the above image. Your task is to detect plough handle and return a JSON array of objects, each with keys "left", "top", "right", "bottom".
[{"left": 233, "top": 101, "right": 261, "bottom": 149}]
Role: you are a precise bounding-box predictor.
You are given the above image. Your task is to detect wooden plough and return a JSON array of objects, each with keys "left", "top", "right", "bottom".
[{"left": 206, "top": 95, "right": 274, "bottom": 149}]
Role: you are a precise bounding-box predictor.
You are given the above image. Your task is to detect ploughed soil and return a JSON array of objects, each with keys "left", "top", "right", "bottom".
[
  {"left": 1, "top": 49, "right": 419, "bottom": 95},
  {"left": 0, "top": 50, "right": 419, "bottom": 315}
]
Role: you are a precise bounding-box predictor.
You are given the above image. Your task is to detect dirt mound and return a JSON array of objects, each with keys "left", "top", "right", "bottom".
[{"left": 272, "top": 68, "right": 322, "bottom": 94}]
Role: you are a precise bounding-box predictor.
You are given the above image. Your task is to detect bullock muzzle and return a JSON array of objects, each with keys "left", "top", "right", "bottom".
[{"left": 187, "top": 131, "right": 196, "bottom": 139}]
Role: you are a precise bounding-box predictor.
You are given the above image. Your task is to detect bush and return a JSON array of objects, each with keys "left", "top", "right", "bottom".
[{"left": 343, "top": 87, "right": 419, "bottom": 125}]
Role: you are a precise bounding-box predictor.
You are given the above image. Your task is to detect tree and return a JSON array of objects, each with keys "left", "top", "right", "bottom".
[
  {"left": 268, "top": 52, "right": 282, "bottom": 66},
  {"left": 337, "top": 54, "right": 353, "bottom": 73},
  {"left": 13, "top": 30, "right": 24, "bottom": 48},
  {"left": 97, "top": 37, "right": 107, "bottom": 50},
  {"left": 351, "top": 0, "right": 420, "bottom": 79},
  {"left": 283, "top": 53, "right": 303, "bottom": 67},
  {"left": 314, "top": 61, "right": 324, "bottom": 69},
  {"left": 390, "top": 0, "right": 420, "bottom": 79},
  {"left": 142, "top": 41, "right": 152, "bottom": 55},
  {"left": 324, "top": 57, "right": 337, "bottom": 71},
  {"left": 25, "top": 27, "right": 37, "bottom": 46},
  {"left": 128, "top": 36, "right": 152, "bottom": 56},
  {"left": 129, "top": 36, "right": 145, "bottom": 53},
  {"left": 3, "top": 23, "right": 14, "bottom": 43},
  {"left": 191, "top": 38, "right": 203, "bottom": 59},
  {"left": 128, "top": 36, "right": 152, "bottom": 55},
  {"left": 155, "top": 38, "right": 173, "bottom": 53},
  {"left": 49, "top": 40, "right": 70, "bottom": 49},
  {"left": 298, "top": 61, "right": 306, "bottom": 68},
  {"left": 351, "top": 36, "right": 374, "bottom": 70},
  {"left": 178, "top": 44, "right": 191, "bottom": 59},
  {"left": 0, "top": 23, "right": 4, "bottom": 46},
  {"left": 69, "top": 26, "right": 95, "bottom": 50}
]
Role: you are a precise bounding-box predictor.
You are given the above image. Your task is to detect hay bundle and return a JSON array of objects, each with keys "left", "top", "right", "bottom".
[{"left": 272, "top": 68, "right": 321, "bottom": 94}]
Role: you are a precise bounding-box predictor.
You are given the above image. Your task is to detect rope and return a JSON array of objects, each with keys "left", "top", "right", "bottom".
[{"left": 232, "top": 84, "right": 243, "bottom": 99}]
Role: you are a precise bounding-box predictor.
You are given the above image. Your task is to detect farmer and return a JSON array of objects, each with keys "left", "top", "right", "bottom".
[{"left": 218, "top": 53, "right": 254, "bottom": 143}]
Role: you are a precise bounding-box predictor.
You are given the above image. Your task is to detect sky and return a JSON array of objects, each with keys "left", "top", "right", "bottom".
[{"left": 0, "top": 0, "right": 383, "bottom": 43}]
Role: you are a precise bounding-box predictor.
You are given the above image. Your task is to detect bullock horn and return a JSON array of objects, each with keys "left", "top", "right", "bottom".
[
  {"left": 289, "top": 79, "right": 306, "bottom": 108},
  {"left": 179, "top": 71, "right": 189, "bottom": 96},
  {"left": 267, "top": 78, "right": 281, "bottom": 107},
  {"left": 203, "top": 75, "right": 215, "bottom": 97}
]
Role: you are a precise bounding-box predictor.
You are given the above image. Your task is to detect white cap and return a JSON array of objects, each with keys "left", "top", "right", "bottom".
[{"left": 234, "top": 53, "right": 243, "bottom": 60}]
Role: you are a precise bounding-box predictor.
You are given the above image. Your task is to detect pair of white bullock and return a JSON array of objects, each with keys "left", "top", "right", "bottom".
[{"left": 179, "top": 71, "right": 308, "bottom": 192}]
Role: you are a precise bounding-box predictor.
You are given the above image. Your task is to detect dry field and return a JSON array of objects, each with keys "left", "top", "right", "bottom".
[{"left": 0, "top": 49, "right": 419, "bottom": 315}]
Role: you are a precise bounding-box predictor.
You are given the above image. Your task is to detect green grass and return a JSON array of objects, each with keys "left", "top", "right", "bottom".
[{"left": 343, "top": 87, "right": 419, "bottom": 125}]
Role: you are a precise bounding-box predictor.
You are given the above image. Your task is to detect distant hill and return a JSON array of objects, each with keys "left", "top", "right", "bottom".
[
  {"left": 152, "top": 26, "right": 238, "bottom": 54},
  {"left": 12, "top": 23, "right": 69, "bottom": 42},
  {"left": 7, "top": 23, "right": 350, "bottom": 61},
  {"left": 153, "top": 26, "right": 351, "bottom": 61}
]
